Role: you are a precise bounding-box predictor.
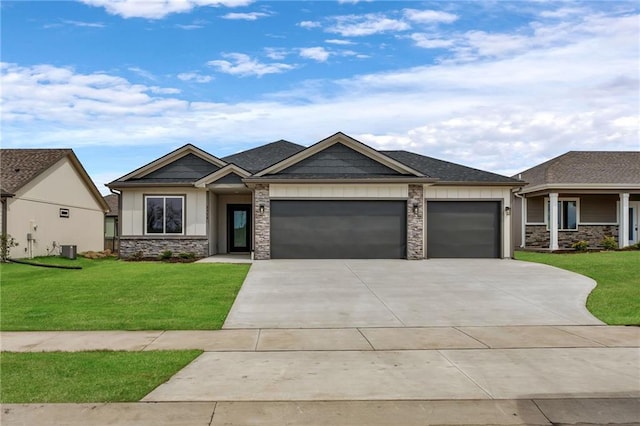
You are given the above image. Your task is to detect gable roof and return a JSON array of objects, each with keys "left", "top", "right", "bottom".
[
  {"left": 383, "top": 150, "right": 521, "bottom": 184},
  {"left": 254, "top": 132, "right": 427, "bottom": 179},
  {"left": 222, "top": 140, "right": 306, "bottom": 173},
  {"left": 0, "top": 148, "right": 109, "bottom": 211},
  {"left": 517, "top": 151, "right": 640, "bottom": 192},
  {"left": 110, "top": 144, "right": 226, "bottom": 185}
]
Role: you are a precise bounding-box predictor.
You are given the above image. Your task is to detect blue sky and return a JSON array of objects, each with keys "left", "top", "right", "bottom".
[{"left": 2, "top": 1, "right": 638, "bottom": 193}]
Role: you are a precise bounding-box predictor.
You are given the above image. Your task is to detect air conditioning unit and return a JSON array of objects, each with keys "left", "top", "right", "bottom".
[{"left": 61, "top": 245, "right": 77, "bottom": 260}]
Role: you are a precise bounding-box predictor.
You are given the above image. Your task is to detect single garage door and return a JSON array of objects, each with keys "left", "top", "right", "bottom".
[
  {"left": 427, "top": 201, "right": 501, "bottom": 258},
  {"left": 271, "top": 200, "right": 406, "bottom": 259}
]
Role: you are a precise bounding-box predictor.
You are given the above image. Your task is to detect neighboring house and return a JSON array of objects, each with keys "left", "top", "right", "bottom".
[
  {"left": 104, "top": 193, "right": 119, "bottom": 253},
  {"left": 512, "top": 151, "right": 640, "bottom": 250},
  {"left": 107, "top": 132, "right": 522, "bottom": 260},
  {"left": 0, "top": 149, "right": 108, "bottom": 258}
]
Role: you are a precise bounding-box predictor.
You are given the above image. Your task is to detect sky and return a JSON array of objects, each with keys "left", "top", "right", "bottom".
[{"left": 1, "top": 0, "right": 639, "bottom": 194}]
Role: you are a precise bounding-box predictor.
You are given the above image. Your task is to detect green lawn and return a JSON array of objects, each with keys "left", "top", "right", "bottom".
[
  {"left": 0, "top": 257, "right": 250, "bottom": 330},
  {"left": 515, "top": 250, "right": 640, "bottom": 325},
  {"left": 0, "top": 350, "right": 201, "bottom": 403}
]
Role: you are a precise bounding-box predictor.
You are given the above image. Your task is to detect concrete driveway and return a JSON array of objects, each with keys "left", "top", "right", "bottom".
[{"left": 223, "top": 259, "right": 603, "bottom": 328}]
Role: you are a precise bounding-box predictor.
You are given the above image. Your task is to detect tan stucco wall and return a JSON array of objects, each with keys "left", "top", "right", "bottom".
[
  {"left": 120, "top": 187, "right": 207, "bottom": 236},
  {"left": 6, "top": 157, "right": 104, "bottom": 258},
  {"left": 424, "top": 185, "right": 513, "bottom": 258}
]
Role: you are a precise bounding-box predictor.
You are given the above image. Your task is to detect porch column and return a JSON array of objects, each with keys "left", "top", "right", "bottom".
[
  {"left": 549, "top": 192, "right": 559, "bottom": 250},
  {"left": 620, "top": 193, "right": 630, "bottom": 248}
]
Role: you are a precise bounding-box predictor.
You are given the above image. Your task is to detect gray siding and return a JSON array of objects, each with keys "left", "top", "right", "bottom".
[
  {"left": 277, "top": 143, "right": 401, "bottom": 176},
  {"left": 526, "top": 196, "right": 545, "bottom": 223},
  {"left": 579, "top": 194, "right": 617, "bottom": 223},
  {"left": 213, "top": 172, "right": 244, "bottom": 184},
  {"left": 143, "top": 154, "right": 220, "bottom": 180}
]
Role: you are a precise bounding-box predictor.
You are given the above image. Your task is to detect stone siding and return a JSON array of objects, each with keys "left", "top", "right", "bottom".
[
  {"left": 407, "top": 184, "right": 424, "bottom": 260},
  {"left": 526, "top": 225, "right": 619, "bottom": 249},
  {"left": 119, "top": 237, "right": 208, "bottom": 259},
  {"left": 253, "top": 184, "right": 270, "bottom": 260}
]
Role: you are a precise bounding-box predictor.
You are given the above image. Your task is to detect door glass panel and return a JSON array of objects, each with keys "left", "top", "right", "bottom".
[
  {"left": 234, "top": 211, "right": 247, "bottom": 248},
  {"left": 630, "top": 208, "right": 635, "bottom": 241}
]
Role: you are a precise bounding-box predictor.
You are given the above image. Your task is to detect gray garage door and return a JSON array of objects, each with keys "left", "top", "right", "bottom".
[
  {"left": 427, "top": 201, "right": 501, "bottom": 258},
  {"left": 271, "top": 200, "right": 406, "bottom": 259}
]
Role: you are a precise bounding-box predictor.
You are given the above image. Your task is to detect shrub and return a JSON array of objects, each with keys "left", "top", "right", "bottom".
[
  {"left": 571, "top": 240, "right": 589, "bottom": 252},
  {"left": 130, "top": 251, "right": 144, "bottom": 261},
  {"left": 600, "top": 236, "right": 617, "bottom": 251},
  {"left": 1, "top": 234, "right": 18, "bottom": 262},
  {"left": 159, "top": 250, "right": 173, "bottom": 260},
  {"left": 178, "top": 252, "right": 196, "bottom": 260}
]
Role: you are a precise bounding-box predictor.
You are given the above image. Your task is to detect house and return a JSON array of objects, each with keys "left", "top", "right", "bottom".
[
  {"left": 512, "top": 151, "right": 640, "bottom": 250},
  {"left": 0, "top": 149, "right": 109, "bottom": 258},
  {"left": 104, "top": 193, "right": 119, "bottom": 253},
  {"left": 107, "top": 132, "right": 523, "bottom": 260}
]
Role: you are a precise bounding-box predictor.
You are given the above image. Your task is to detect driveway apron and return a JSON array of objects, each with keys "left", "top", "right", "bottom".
[{"left": 223, "top": 259, "right": 603, "bottom": 329}]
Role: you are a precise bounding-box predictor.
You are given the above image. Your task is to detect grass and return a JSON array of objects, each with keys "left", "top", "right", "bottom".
[
  {"left": 515, "top": 250, "right": 640, "bottom": 325},
  {"left": 0, "top": 257, "right": 250, "bottom": 330},
  {"left": 0, "top": 350, "right": 202, "bottom": 403}
]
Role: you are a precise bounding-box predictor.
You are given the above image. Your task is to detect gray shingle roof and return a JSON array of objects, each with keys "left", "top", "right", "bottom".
[
  {"left": 0, "top": 149, "right": 71, "bottom": 194},
  {"left": 382, "top": 150, "right": 520, "bottom": 183},
  {"left": 104, "top": 193, "right": 119, "bottom": 216},
  {"left": 223, "top": 140, "right": 306, "bottom": 173},
  {"left": 517, "top": 151, "right": 640, "bottom": 186}
]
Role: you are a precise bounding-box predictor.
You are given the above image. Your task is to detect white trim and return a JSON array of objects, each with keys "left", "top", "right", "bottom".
[
  {"left": 254, "top": 132, "right": 425, "bottom": 177},
  {"left": 519, "top": 183, "right": 640, "bottom": 194},
  {"left": 194, "top": 164, "right": 251, "bottom": 188},
  {"left": 525, "top": 222, "right": 546, "bottom": 225},
  {"left": 144, "top": 195, "right": 185, "bottom": 235},
  {"left": 579, "top": 222, "right": 618, "bottom": 225}
]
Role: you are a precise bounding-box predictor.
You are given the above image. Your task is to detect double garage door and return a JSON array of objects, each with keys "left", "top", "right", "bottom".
[{"left": 270, "top": 200, "right": 501, "bottom": 259}]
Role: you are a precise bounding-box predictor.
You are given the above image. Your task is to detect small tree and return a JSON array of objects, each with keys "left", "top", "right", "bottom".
[{"left": 1, "top": 234, "right": 18, "bottom": 262}]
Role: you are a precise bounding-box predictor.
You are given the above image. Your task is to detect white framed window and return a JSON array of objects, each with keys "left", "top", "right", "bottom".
[
  {"left": 545, "top": 197, "right": 579, "bottom": 231},
  {"left": 145, "top": 196, "right": 184, "bottom": 234}
]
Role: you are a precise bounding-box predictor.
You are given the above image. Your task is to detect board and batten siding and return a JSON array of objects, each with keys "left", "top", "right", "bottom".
[
  {"left": 269, "top": 184, "right": 409, "bottom": 199},
  {"left": 424, "top": 185, "right": 512, "bottom": 259},
  {"left": 526, "top": 196, "right": 545, "bottom": 223},
  {"left": 577, "top": 194, "right": 618, "bottom": 223},
  {"left": 120, "top": 188, "right": 207, "bottom": 236}
]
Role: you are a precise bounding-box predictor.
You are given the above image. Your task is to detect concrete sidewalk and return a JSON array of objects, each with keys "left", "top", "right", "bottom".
[
  {"left": 2, "top": 398, "right": 639, "bottom": 425},
  {"left": 2, "top": 325, "right": 637, "bottom": 352}
]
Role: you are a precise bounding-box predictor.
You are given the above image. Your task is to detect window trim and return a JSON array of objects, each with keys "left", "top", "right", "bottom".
[
  {"left": 144, "top": 195, "right": 185, "bottom": 235},
  {"left": 544, "top": 197, "right": 580, "bottom": 231}
]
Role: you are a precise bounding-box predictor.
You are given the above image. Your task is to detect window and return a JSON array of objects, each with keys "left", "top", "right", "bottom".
[
  {"left": 145, "top": 196, "right": 184, "bottom": 234},
  {"left": 545, "top": 198, "right": 578, "bottom": 230}
]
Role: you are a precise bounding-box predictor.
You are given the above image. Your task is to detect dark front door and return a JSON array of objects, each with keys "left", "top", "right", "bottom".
[{"left": 228, "top": 204, "right": 251, "bottom": 252}]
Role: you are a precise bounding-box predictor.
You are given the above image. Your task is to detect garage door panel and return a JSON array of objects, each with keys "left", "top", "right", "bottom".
[
  {"left": 427, "top": 201, "right": 500, "bottom": 258},
  {"left": 271, "top": 200, "right": 406, "bottom": 259}
]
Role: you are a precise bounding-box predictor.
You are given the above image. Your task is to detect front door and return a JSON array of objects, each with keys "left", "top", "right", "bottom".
[
  {"left": 228, "top": 205, "right": 251, "bottom": 252},
  {"left": 629, "top": 202, "right": 639, "bottom": 245}
]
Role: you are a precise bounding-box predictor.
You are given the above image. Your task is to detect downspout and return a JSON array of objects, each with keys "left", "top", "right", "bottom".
[
  {"left": 110, "top": 189, "right": 121, "bottom": 255},
  {"left": 514, "top": 190, "right": 526, "bottom": 248}
]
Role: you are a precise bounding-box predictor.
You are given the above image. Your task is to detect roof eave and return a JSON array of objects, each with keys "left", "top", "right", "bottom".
[
  {"left": 518, "top": 183, "right": 640, "bottom": 194},
  {"left": 242, "top": 177, "right": 437, "bottom": 184},
  {"left": 434, "top": 180, "right": 525, "bottom": 187}
]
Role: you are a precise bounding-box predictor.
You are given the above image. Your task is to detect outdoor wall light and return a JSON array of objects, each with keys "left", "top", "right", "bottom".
[
  {"left": 259, "top": 204, "right": 265, "bottom": 214},
  {"left": 412, "top": 202, "right": 420, "bottom": 214},
  {"left": 505, "top": 206, "right": 511, "bottom": 215}
]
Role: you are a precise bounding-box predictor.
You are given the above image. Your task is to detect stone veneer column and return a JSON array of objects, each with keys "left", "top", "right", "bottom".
[
  {"left": 253, "top": 184, "right": 271, "bottom": 260},
  {"left": 407, "top": 184, "right": 424, "bottom": 260}
]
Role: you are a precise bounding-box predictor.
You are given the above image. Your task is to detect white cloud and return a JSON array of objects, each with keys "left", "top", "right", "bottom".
[
  {"left": 175, "top": 20, "right": 207, "bottom": 29},
  {"left": 128, "top": 67, "right": 156, "bottom": 81},
  {"left": 264, "top": 47, "right": 289, "bottom": 60},
  {"left": 2, "top": 12, "right": 638, "bottom": 177},
  {"left": 325, "top": 39, "right": 355, "bottom": 45},
  {"left": 540, "top": 7, "right": 587, "bottom": 19},
  {"left": 299, "top": 47, "right": 330, "bottom": 62},
  {"left": 327, "top": 13, "right": 410, "bottom": 36},
  {"left": 409, "top": 33, "right": 454, "bottom": 49},
  {"left": 44, "top": 19, "right": 105, "bottom": 29},
  {"left": 149, "top": 86, "right": 181, "bottom": 94},
  {"left": 177, "top": 72, "right": 213, "bottom": 83},
  {"left": 207, "top": 53, "right": 295, "bottom": 77},
  {"left": 79, "top": 0, "right": 253, "bottom": 19},
  {"left": 222, "top": 12, "right": 270, "bottom": 20},
  {"left": 403, "top": 9, "right": 458, "bottom": 24},
  {"left": 298, "top": 20, "right": 321, "bottom": 29}
]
